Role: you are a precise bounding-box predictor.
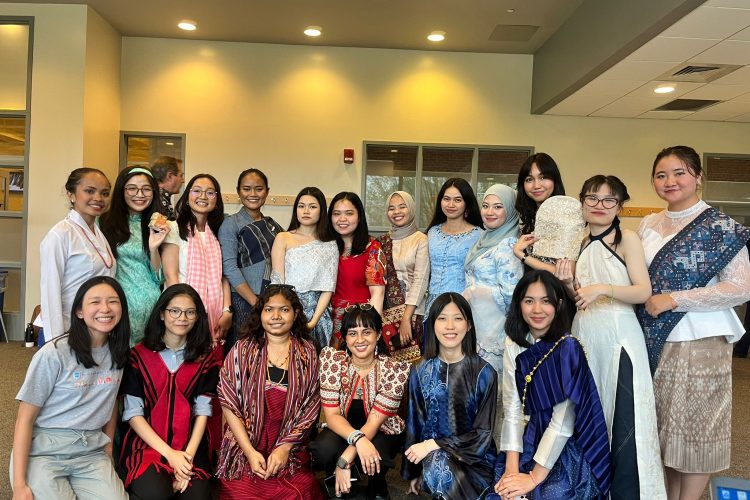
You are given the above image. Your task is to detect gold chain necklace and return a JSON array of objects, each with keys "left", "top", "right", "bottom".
[{"left": 266, "top": 363, "right": 287, "bottom": 385}]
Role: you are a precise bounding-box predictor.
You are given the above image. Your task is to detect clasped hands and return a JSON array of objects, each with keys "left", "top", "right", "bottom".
[
  {"left": 245, "top": 444, "right": 291, "bottom": 480},
  {"left": 165, "top": 448, "right": 194, "bottom": 493}
]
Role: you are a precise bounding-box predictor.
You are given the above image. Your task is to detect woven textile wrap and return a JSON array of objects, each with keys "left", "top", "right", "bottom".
[{"left": 533, "top": 196, "right": 586, "bottom": 260}]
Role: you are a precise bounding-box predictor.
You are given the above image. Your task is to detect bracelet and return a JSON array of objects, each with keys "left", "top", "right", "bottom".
[
  {"left": 520, "top": 256, "right": 527, "bottom": 265},
  {"left": 347, "top": 430, "right": 364, "bottom": 445},
  {"left": 609, "top": 284, "right": 615, "bottom": 305},
  {"left": 352, "top": 433, "right": 365, "bottom": 445},
  {"left": 529, "top": 470, "right": 539, "bottom": 486}
]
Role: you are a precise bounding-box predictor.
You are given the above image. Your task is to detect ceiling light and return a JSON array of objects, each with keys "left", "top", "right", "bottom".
[
  {"left": 165, "top": 142, "right": 174, "bottom": 146},
  {"left": 178, "top": 19, "right": 197, "bottom": 31},
  {"left": 427, "top": 31, "right": 445, "bottom": 42},
  {"left": 654, "top": 85, "right": 675, "bottom": 94},
  {"left": 390, "top": 149, "right": 398, "bottom": 153},
  {"left": 304, "top": 26, "right": 322, "bottom": 37},
  {"left": 507, "top": 9, "right": 516, "bottom": 13}
]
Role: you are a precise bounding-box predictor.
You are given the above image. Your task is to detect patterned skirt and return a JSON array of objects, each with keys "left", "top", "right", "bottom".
[{"left": 653, "top": 336, "right": 732, "bottom": 473}]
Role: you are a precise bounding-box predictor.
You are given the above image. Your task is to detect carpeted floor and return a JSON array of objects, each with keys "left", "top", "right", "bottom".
[{"left": 0, "top": 341, "right": 748, "bottom": 499}]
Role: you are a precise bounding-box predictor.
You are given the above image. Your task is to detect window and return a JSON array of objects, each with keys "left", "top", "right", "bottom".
[
  {"left": 363, "top": 142, "right": 532, "bottom": 231},
  {"left": 119, "top": 132, "right": 185, "bottom": 170}
]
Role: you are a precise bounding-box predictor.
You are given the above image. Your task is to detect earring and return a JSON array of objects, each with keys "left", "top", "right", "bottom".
[{"left": 375, "top": 344, "right": 378, "bottom": 355}]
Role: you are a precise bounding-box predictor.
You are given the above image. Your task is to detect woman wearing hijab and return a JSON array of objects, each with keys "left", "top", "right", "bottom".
[
  {"left": 377, "top": 192, "right": 430, "bottom": 361},
  {"left": 464, "top": 184, "right": 524, "bottom": 441}
]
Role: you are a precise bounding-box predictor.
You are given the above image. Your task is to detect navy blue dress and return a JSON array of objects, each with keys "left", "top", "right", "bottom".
[
  {"left": 402, "top": 355, "right": 497, "bottom": 499},
  {"left": 489, "top": 336, "right": 611, "bottom": 500}
]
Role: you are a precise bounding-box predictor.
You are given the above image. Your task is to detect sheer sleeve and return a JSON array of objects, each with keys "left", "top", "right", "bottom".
[
  {"left": 671, "top": 246, "right": 750, "bottom": 311},
  {"left": 500, "top": 337, "right": 524, "bottom": 453},
  {"left": 492, "top": 238, "right": 524, "bottom": 311},
  {"left": 405, "top": 236, "right": 430, "bottom": 307}
]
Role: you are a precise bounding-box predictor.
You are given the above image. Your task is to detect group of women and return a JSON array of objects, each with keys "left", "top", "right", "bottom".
[{"left": 12, "top": 144, "right": 750, "bottom": 500}]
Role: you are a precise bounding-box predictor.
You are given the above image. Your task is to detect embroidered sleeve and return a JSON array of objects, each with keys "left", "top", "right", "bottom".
[
  {"left": 493, "top": 238, "right": 524, "bottom": 311},
  {"left": 319, "top": 347, "right": 343, "bottom": 408},
  {"left": 671, "top": 246, "right": 750, "bottom": 312},
  {"left": 365, "top": 240, "right": 387, "bottom": 286},
  {"left": 373, "top": 358, "right": 409, "bottom": 417}
]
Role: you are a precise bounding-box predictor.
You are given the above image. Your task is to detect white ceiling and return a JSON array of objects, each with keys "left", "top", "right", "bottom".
[{"left": 547, "top": 0, "right": 750, "bottom": 122}]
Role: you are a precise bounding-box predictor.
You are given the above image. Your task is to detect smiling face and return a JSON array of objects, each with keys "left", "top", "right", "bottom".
[
  {"left": 345, "top": 322, "right": 379, "bottom": 363},
  {"left": 68, "top": 172, "right": 111, "bottom": 225},
  {"left": 75, "top": 283, "right": 122, "bottom": 338},
  {"left": 440, "top": 186, "right": 467, "bottom": 221},
  {"left": 296, "top": 194, "right": 321, "bottom": 227},
  {"left": 581, "top": 184, "right": 620, "bottom": 226},
  {"left": 161, "top": 294, "right": 198, "bottom": 341},
  {"left": 188, "top": 177, "right": 218, "bottom": 216},
  {"left": 521, "top": 280, "right": 557, "bottom": 338},
  {"left": 387, "top": 194, "right": 411, "bottom": 228},
  {"left": 652, "top": 154, "right": 701, "bottom": 211},
  {"left": 433, "top": 301, "right": 469, "bottom": 354},
  {"left": 523, "top": 164, "right": 555, "bottom": 206},
  {"left": 331, "top": 199, "right": 359, "bottom": 237},
  {"left": 238, "top": 173, "right": 269, "bottom": 212},
  {"left": 481, "top": 194, "right": 507, "bottom": 230},
  {"left": 261, "top": 293, "right": 296, "bottom": 339},
  {"left": 123, "top": 174, "right": 155, "bottom": 214}
]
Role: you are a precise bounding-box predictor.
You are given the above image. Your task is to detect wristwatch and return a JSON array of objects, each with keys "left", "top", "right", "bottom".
[
  {"left": 222, "top": 305, "right": 234, "bottom": 314},
  {"left": 336, "top": 457, "right": 350, "bottom": 470}
]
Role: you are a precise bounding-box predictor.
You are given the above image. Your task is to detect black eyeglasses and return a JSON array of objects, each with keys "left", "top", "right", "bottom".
[
  {"left": 165, "top": 307, "right": 198, "bottom": 320},
  {"left": 582, "top": 195, "right": 619, "bottom": 209},
  {"left": 344, "top": 303, "right": 374, "bottom": 312}
]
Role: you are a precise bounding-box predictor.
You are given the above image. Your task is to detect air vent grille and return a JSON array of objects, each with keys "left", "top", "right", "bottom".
[
  {"left": 657, "top": 63, "right": 742, "bottom": 83},
  {"left": 673, "top": 65, "right": 720, "bottom": 76},
  {"left": 653, "top": 99, "right": 720, "bottom": 112}
]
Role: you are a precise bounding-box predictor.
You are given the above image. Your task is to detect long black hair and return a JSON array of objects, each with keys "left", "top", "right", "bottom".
[
  {"left": 288, "top": 187, "right": 332, "bottom": 241},
  {"left": 424, "top": 292, "right": 477, "bottom": 359},
  {"left": 427, "top": 178, "right": 482, "bottom": 230},
  {"left": 340, "top": 306, "right": 389, "bottom": 357},
  {"left": 505, "top": 270, "right": 571, "bottom": 348},
  {"left": 239, "top": 285, "right": 311, "bottom": 346},
  {"left": 328, "top": 191, "right": 370, "bottom": 255},
  {"left": 142, "top": 284, "right": 212, "bottom": 362},
  {"left": 579, "top": 174, "right": 630, "bottom": 246},
  {"left": 100, "top": 166, "right": 160, "bottom": 258},
  {"left": 60, "top": 276, "right": 130, "bottom": 369},
  {"left": 174, "top": 174, "right": 225, "bottom": 239},
  {"left": 515, "top": 153, "right": 565, "bottom": 234},
  {"left": 651, "top": 145, "right": 703, "bottom": 179}
]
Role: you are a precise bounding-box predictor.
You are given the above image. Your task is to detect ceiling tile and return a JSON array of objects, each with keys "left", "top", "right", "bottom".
[
  {"left": 578, "top": 79, "right": 647, "bottom": 96},
  {"left": 682, "top": 100, "right": 750, "bottom": 120},
  {"left": 731, "top": 91, "right": 750, "bottom": 102},
  {"left": 625, "top": 81, "right": 704, "bottom": 98},
  {"left": 547, "top": 93, "right": 617, "bottom": 116},
  {"left": 726, "top": 112, "right": 750, "bottom": 121},
  {"left": 599, "top": 61, "right": 679, "bottom": 81},
  {"left": 638, "top": 110, "right": 695, "bottom": 119},
  {"left": 590, "top": 96, "right": 672, "bottom": 118},
  {"left": 629, "top": 36, "right": 720, "bottom": 62},
  {"left": 681, "top": 83, "right": 750, "bottom": 100},
  {"left": 731, "top": 25, "right": 750, "bottom": 40},
  {"left": 703, "top": 0, "right": 750, "bottom": 7},
  {"left": 661, "top": 6, "right": 750, "bottom": 39},
  {"left": 691, "top": 40, "right": 750, "bottom": 65}
]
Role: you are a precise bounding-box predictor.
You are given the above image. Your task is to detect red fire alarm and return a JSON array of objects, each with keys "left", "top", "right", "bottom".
[{"left": 343, "top": 148, "right": 355, "bottom": 164}]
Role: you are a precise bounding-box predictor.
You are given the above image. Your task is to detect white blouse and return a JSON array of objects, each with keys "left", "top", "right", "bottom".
[{"left": 39, "top": 209, "right": 116, "bottom": 339}]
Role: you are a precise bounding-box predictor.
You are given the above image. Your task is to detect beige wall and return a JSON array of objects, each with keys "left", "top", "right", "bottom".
[
  {"left": 120, "top": 36, "right": 750, "bottom": 230},
  {"left": 82, "top": 6, "right": 121, "bottom": 179}
]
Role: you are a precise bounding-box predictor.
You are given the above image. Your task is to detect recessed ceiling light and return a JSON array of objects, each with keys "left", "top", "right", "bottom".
[
  {"left": 507, "top": 8, "right": 516, "bottom": 13},
  {"left": 304, "top": 26, "right": 322, "bottom": 37},
  {"left": 654, "top": 85, "right": 675, "bottom": 94},
  {"left": 165, "top": 142, "right": 174, "bottom": 146},
  {"left": 427, "top": 31, "right": 446, "bottom": 42},
  {"left": 390, "top": 149, "right": 398, "bottom": 153},
  {"left": 178, "top": 19, "right": 197, "bottom": 31}
]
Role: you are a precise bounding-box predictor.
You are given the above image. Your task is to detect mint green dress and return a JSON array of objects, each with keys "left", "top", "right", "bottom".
[{"left": 116, "top": 215, "right": 163, "bottom": 345}]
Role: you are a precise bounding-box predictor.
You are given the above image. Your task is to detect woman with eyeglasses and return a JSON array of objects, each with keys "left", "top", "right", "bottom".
[
  {"left": 310, "top": 304, "right": 409, "bottom": 499},
  {"left": 328, "top": 192, "right": 386, "bottom": 348},
  {"left": 100, "top": 166, "right": 171, "bottom": 345},
  {"left": 271, "top": 187, "right": 338, "bottom": 350},
  {"left": 557, "top": 176, "right": 665, "bottom": 499},
  {"left": 217, "top": 285, "right": 323, "bottom": 499},
  {"left": 219, "top": 169, "right": 284, "bottom": 352},
  {"left": 120, "top": 284, "right": 219, "bottom": 499}
]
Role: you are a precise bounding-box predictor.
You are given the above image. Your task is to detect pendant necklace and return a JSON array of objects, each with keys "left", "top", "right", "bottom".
[{"left": 70, "top": 215, "right": 114, "bottom": 269}]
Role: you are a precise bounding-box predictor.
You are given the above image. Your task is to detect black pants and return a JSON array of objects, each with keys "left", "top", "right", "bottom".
[
  {"left": 310, "top": 428, "right": 403, "bottom": 475},
  {"left": 129, "top": 465, "right": 212, "bottom": 500},
  {"left": 610, "top": 348, "right": 640, "bottom": 500}
]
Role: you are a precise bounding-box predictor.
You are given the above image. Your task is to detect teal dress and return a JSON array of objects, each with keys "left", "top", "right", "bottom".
[{"left": 116, "top": 215, "right": 163, "bottom": 345}]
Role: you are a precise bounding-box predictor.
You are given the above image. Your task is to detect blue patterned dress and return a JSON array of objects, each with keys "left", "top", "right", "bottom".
[{"left": 402, "top": 355, "right": 497, "bottom": 499}]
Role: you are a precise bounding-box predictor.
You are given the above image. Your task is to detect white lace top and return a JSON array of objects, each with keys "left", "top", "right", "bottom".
[{"left": 638, "top": 200, "right": 750, "bottom": 343}]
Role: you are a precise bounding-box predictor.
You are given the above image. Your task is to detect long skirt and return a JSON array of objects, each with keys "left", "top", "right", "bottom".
[{"left": 654, "top": 336, "right": 732, "bottom": 473}]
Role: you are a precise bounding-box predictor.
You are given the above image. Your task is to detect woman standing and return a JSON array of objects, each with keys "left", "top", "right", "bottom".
[
  {"left": 100, "top": 167, "right": 170, "bottom": 345},
  {"left": 217, "top": 286, "right": 323, "bottom": 500},
  {"left": 329, "top": 192, "right": 386, "bottom": 348},
  {"left": 637, "top": 146, "right": 750, "bottom": 500},
  {"left": 402, "top": 292, "right": 497, "bottom": 499},
  {"left": 425, "top": 178, "right": 483, "bottom": 313},
  {"left": 219, "top": 169, "right": 283, "bottom": 349},
  {"left": 377, "top": 191, "right": 429, "bottom": 360},
  {"left": 564, "top": 175, "right": 664, "bottom": 499},
  {"left": 271, "top": 187, "right": 338, "bottom": 350},
  {"left": 311, "top": 305, "right": 409, "bottom": 499},
  {"left": 512, "top": 153, "right": 566, "bottom": 274},
  {"left": 40, "top": 168, "right": 116, "bottom": 340}
]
